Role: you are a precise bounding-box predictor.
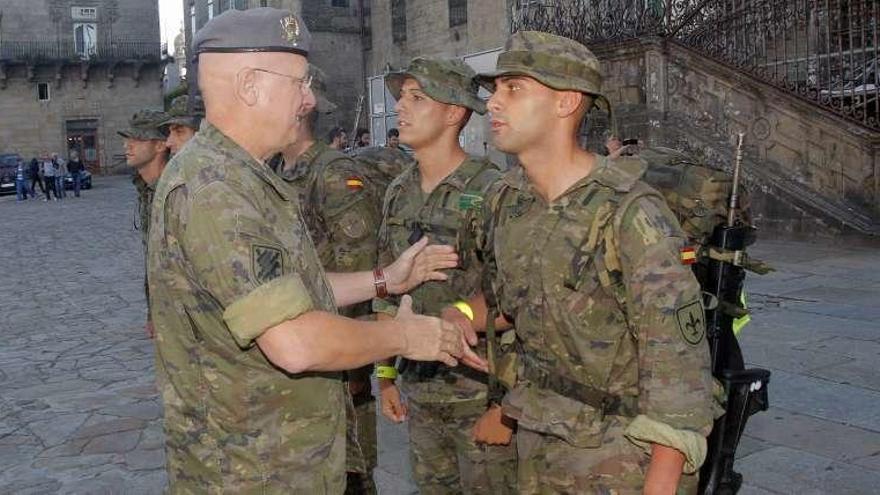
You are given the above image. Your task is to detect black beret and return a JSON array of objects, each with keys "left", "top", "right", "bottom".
[{"left": 193, "top": 8, "right": 310, "bottom": 59}]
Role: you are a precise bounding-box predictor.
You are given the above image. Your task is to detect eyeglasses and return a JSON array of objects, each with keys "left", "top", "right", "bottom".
[{"left": 252, "top": 68, "right": 313, "bottom": 93}]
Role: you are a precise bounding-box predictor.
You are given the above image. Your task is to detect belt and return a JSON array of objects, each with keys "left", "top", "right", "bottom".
[{"left": 520, "top": 353, "right": 638, "bottom": 418}]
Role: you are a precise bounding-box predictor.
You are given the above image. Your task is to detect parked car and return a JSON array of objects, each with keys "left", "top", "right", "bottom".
[
  {"left": 64, "top": 169, "right": 93, "bottom": 190},
  {"left": 0, "top": 153, "right": 24, "bottom": 195}
]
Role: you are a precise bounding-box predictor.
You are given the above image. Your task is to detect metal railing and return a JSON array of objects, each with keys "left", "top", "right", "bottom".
[
  {"left": 0, "top": 40, "right": 164, "bottom": 63},
  {"left": 511, "top": 0, "right": 880, "bottom": 131}
]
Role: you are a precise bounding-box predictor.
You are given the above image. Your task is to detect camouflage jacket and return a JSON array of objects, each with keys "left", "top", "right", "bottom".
[
  {"left": 485, "top": 155, "right": 716, "bottom": 472},
  {"left": 147, "top": 122, "right": 345, "bottom": 492},
  {"left": 350, "top": 145, "right": 413, "bottom": 196},
  {"left": 134, "top": 175, "right": 155, "bottom": 316},
  {"left": 277, "top": 141, "right": 382, "bottom": 319},
  {"left": 376, "top": 155, "right": 502, "bottom": 404}
]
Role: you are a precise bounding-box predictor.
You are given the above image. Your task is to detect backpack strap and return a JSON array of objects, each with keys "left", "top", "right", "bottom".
[{"left": 597, "top": 182, "right": 668, "bottom": 325}]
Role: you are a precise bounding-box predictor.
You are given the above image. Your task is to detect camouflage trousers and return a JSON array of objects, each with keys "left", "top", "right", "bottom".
[
  {"left": 516, "top": 423, "right": 699, "bottom": 494},
  {"left": 345, "top": 366, "right": 377, "bottom": 495},
  {"left": 408, "top": 398, "right": 517, "bottom": 495}
]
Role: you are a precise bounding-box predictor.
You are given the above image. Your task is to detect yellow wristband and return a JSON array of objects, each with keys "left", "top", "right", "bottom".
[
  {"left": 452, "top": 301, "right": 475, "bottom": 321},
  {"left": 375, "top": 365, "right": 398, "bottom": 380}
]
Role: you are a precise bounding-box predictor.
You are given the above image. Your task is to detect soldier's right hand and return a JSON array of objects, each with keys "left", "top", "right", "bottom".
[
  {"left": 379, "top": 379, "right": 407, "bottom": 423},
  {"left": 396, "top": 295, "right": 487, "bottom": 370}
]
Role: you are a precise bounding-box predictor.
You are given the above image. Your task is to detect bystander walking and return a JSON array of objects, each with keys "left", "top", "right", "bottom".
[
  {"left": 52, "top": 153, "right": 67, "bottom": 199},
  {"left": 28, "top": 158, "right": 44, "bottom": 198},
  {"left": 67, "top": 152, "right": 85, "bottom": 198},
  {"left": 41, "top": 153, "right": 59, "bottom": 201}
]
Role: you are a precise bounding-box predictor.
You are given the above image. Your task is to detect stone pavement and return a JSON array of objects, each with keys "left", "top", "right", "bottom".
[{"left": 0, "top": 176, "right": 878, "bottom": 494}]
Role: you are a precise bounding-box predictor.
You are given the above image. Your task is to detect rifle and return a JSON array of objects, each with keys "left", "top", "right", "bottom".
[{"left": 699, "top": 134, "right": 771, "bottom": 494}]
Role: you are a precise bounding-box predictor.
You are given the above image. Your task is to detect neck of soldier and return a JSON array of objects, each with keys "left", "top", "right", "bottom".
[
  {"left": 137, "top": 155, "right": 168, "bottom": 185},
  {"left": 208, "top": 115, "right": 281, "bottom": 162},
  {"left": 413, "top": 132, "right": 467, "bottom": 193},
  {"left": 519, "top": 129, "right": 596, "bottom": 202},
  {"left": 281, "top": 134, "right": 315, "bottom": 172}
]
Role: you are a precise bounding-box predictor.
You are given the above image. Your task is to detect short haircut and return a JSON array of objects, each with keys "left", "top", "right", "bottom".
[
  {"left": 327, "top": 126, "right": 346, "bottom": 144},
  {"left": 387, "top": 128, "right": 399, "bottom": 138}
]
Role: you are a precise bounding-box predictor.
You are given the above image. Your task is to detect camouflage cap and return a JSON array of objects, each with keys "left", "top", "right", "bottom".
[
  {"left": 117, "top": 109, "right": 170, "bottom": 141},
  {"left": 478, "top": 30, "right": 615, "bottom": 128},
  {"left": 477, "top": 31, "right": 604, "bottom": 98},
  {"left": 160, "top": 95, "right": 205, "bottom": 130},
  {"left": 193, "top": 7, "right": 310, "bottom": 59},
  {"left": 310, "top": 65, "right": 337, "bottom": 114},
  {"left": 386, "top": 57, "right": 486, "bottom": 114}
]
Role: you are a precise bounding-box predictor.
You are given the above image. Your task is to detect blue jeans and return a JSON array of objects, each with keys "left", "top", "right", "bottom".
[
  {"left": 54, "top": 176, "right": 65, "bottom": 198},
  {"left": 70, "top": 171, "right": 82, "bottom": 197},
  {"left": 15, "top": 178, "right": 29, "bottom": 200}
]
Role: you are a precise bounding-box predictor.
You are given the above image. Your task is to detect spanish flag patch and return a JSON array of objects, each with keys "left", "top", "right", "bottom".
[
  {"left": 680, "top": 246, "right": 697, "bottom": 265},
  {"left": 346, "top": 177, "right": 364, "bottom": 191}
]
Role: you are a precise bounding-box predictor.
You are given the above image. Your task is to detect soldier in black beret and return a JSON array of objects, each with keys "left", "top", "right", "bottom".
[{"left": 148, "top": 8, "right": 482, "bottom": 492}]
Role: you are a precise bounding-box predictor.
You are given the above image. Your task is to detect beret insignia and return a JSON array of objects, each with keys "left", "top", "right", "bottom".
[{"left": 281, "top": 16, "right": 301, "bottom": 45}]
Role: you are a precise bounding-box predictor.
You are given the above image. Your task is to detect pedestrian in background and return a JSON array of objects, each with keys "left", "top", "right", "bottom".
[
  {"left": 52, "top": 153, "right": 67, "bottom": 199},
  {"left": 41, "top": 153, "right": 59, "bottom": 201},
  {"left": 328, "top": 126, "right": 348, "bottom": 150},
  {"left": 28, "top": 158, "right": 44, "bottom": 198},
  {"left": 355, "top": 127, "right": 371, "bottom": 148},
  {"left": 67, "top": 151, "right": 85, "bottom": 198},
  {"left": 15, "top": 158, "right": 29, "bottom": 201}
]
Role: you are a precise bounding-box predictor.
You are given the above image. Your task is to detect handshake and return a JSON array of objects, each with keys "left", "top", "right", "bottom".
[{"left": 392, "top": 294, "right": 486, "bottom": 372}]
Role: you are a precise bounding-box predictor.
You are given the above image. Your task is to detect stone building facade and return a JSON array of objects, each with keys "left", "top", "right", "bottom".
[
  {"left": 175, "top": 1, "right": 877, "bottom": 233},
  {"left": 0, "top": 0, "right": 165, "bottom": 174},
  {"left": 181, "top": 0, "right": 365, "bottom": 138},
  {"left": 363, "top": 0, "right": 509, "bottom": 158}
]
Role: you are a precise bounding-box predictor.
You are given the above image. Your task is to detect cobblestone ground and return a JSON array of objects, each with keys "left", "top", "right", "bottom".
[
  {"left": 1, "top": 176, "right": 879, "bottom": 494},
  {"left": 0, "top": 178, "right": 163, "bottom": 493}
]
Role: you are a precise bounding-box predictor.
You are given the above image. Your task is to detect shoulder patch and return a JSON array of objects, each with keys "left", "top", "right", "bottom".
[
  {"left": 458, "top": 192, "right": 484, "bottom": 211},
  {"left": 676, "top": 300, "right": 706, "bottom": 345},
  {"left": 252, "top": 245, "right": 284, "bottom": 284}
]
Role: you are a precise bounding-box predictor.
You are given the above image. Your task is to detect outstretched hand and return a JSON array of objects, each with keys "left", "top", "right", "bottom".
[{"left": 384, "top": 237, "right": 458, "bottom": 295}]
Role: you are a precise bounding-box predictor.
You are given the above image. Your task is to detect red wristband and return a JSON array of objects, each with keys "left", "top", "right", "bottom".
[{"left": 373, "top": 267, "right": 388, "bottom": 298}]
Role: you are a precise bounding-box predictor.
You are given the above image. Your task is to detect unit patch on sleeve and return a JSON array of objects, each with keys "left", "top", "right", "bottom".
[
  {"left": 252, "top": 245, "right": 284, "bottom": 284},
  {"left": 676, "top": 300, "right": 705, "bottom": 345}
]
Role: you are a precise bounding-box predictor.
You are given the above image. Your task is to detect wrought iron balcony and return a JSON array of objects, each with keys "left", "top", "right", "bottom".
[
  {"left": 511, "top": 0, "right": 880, "bottom": 131},
  {"left": 0, "top": 39, "right": 165, "bottom": 63}
]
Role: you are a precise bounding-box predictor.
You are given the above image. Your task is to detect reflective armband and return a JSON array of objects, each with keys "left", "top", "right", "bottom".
[
  {"left": 452, "top": 301, "right": 475, "bottom": 321},
  {"left": 375, "top": 365, "right": 398, "bottom": 380}
]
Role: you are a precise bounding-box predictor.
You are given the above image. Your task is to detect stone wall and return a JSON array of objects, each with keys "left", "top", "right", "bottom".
[
  {"left": 1, "top": 0, "right": 158, "bottom": 41},
  {"left": 0, "top": 0, "right": 165, "bottom": 174},
  {"left": 589, "top": 39, "right": 880, "bottom": 235},
  {"left": 365, "top": 0, "right": 509, "bottom": 76},
  {"left": 0, "top": 64, "right": 164, "bottom": 174}
]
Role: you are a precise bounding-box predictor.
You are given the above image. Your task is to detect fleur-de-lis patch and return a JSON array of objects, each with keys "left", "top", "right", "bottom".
[
  {"left": 280, "top": 16, "right": 301, "bottom": 45},
  {"left": 676, "top": 300, "right": 705, "bottom": 345}
]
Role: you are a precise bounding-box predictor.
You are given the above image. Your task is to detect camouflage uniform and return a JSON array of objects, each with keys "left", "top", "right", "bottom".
[
  {"left": 148, "top": 121, "right": 346, "bottom": 493},
  {"left": 376, "top": 58, "right": 517, "bottom": 495},
  {"left": 350, "top": 145, "right": 413, "bottom": 194},
  {"left": 275, "top": 141, "right": 383, "bottom": 493},
  {"left": 477, "top": 31, "right": 716, "bottom": 494},
  {"left": 118, "top": 109, "right": 169, "bottom": 322},
  {"left": 160, "top": 94, "right": 205, "bottom": 131},
  {"left": 147, "top": 9, "right": 347, "bottom": 493},
  {"left": 266, "top": 63, "right": 382, "bottom": 494}
]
